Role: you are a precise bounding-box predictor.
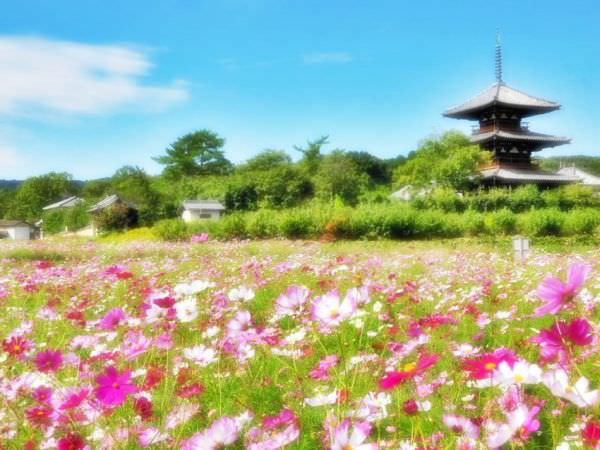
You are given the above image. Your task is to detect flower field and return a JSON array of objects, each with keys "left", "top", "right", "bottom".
[{"left": 0, "top": 239, "right": 599, "bottom": 449}]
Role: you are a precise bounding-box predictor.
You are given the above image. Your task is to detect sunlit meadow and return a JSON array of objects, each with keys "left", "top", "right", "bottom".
[{"left": 0, "top": 238, "right": 599, "bottom": 449}]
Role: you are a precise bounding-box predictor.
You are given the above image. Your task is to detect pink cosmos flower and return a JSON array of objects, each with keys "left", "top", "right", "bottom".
[
  {"left": 310, "top": 355, "right": 339, "bottom": 380},
  {"left": 275, "top": 285, "right": 310, "bottom": 318},
  {"left": 181, "top": 416, "right": 241, "bottom": 450},
  {"left": 535, "top": 263, "right": 591, "bottom": 316},
  {"left": 312, "top": 290, "right": 357, "bottom": 328},
  {"left": 443, "top": 414, "right": 480, "bottom": 439},
  {"left": 191, "top": 233, "right": 209, "bottom": 243},
  {"left": 34, "top": 349, "right": 63, "bottom": 372},
  {"left": 462, "top": 348, "right": 517, "bottom": 380},
  {"left": 329, "top": 419, "right": 377, "bottom": 450},
  {"left": 94, "top": 366, "right": 137, "bottom": 407},
  {"left": 532, "top": 318, "right": 594, "bottom": 363},
  {"left": 379, "top": 353, "right": 440, "bottom": 390},
  {"left": 57, "top": 432, "right": 88, "bottom": 450},
  {"left": 98, "top": 308, "right": 127, "bottom": 331}
]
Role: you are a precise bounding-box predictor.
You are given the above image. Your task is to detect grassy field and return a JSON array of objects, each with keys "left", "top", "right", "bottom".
[{"left": 0, "top": 238, "right": 598, "bottom": 449}]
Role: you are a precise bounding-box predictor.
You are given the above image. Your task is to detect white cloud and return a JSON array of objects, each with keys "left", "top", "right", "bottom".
[
  {"left": 0, "top": 36, "right": 188, "bottom": 117},
  {"left": 303, "top": 52, "right": 353, "bottom": 65}
]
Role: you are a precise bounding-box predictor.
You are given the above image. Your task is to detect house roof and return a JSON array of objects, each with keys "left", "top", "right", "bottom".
[
  {"left": 0, "top": 220, "right": 31, "bottom": 228},
  {"left": 42, "top": 196, "right": 83, "bottom": 210},
  {"left": 557, "top": 166, "right": 600, "bottom": 186},
  {"left": 444, "top": 82, "right": 561, "bottom": 119},
  {"left": 182, "top": 199, "right": 225, "bottom": 211},
  {"left": 471, "top": 130, "right": 570, "bottom": 149},
  {"left": 88, "top": 194, "right": 136, "bottom": 213},
  {"left": 481, "top": 167, "right": 579, "bottom": 184}
]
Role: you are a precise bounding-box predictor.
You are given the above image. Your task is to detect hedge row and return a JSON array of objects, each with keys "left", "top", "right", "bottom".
[{"left": 151, "top": 205, "right": 600, "bottom": 241}]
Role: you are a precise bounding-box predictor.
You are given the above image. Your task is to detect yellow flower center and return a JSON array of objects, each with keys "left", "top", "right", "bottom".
[
  {"left": 514, "top": 374, "right": 525, "bottom": 383},
  {"left": 484, "top": 362, "right": 496, "bottom": 370},
  {"left": 403, "top": 362, "right": 417, "bottom": 372}
]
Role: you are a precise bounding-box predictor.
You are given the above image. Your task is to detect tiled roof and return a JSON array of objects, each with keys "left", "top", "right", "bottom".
[
  {"left": 471, "top": 130, "right": 570, "bottom": 147},
  {"left": 481, "top": 168, "right": 579, "bottom": 183},
  {"left": 0, "top": 220, "right": 31, "bottom": 227},
  {"left": 557, "top": 167, "right": 600, "bottom": 186},
  {"left": 42, "top": 196, "right": 83, "bottom": 210},
  {"left": 183, "top": 200, "right": 225, "bottom": 211},
  {"left": 444, "top": 82, "right": 560, "bottom": 119},
  {"left": 88, "top": 195, "right": 136, "bottom": 213}
]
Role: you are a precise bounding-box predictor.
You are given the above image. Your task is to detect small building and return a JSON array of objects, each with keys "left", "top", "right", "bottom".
[
  {"left": 557, "top": 166, "right": 600, "bottom": 190},
  {"left": 88, "top": 195, "right": 138, "bottom": 236},
  {"left": 0, "top": 220, "right": 33, "bottom": 240},
  {"left": 42, "top": 196, "right": 83, "bottom": 211},
  {"left": 182, "top": 200, "right": 225, "bottom": 222}
]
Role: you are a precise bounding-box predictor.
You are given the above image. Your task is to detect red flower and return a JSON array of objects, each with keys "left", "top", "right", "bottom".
[
  {"left": 26, "top": 406, "right": 53, "bottom": 427},
  {"left": 135, "top": 397, "right": 154, "bottom": 420},
  {"left": 57, "top": 432, "right": 87, "bottom": 450},
  {"left": 462, "top": 348, "right": 517, "bottom": 380},
  {"left": 2, "top": 336, "right": 31, "bottom": 358},
  {"left": 403, "top": 399, "right": 419, "bottom": 415},
  {"left": 143, "top": 366, "right": 165, "bottom": 390},
  {"left": 583, "top": 420, "right": 600, "bottom": 448},
  {"left": 94, "top": 366, "right": 137, "bottom": 407},
  {"left": 35, "top": 349, "right": 63, "bottom": 372},
  {"left": 380, "top": 353, "right": 440, "bottom": 390},
  {"left": 177, "top": 382, "right": 205, "bottom": 398}
]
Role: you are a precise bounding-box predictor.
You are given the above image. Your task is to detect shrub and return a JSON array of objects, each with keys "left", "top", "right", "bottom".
[
  {"left": 520, "top": 209, "right": 565, "bottom": 237},
  {"left": 509, "top": 185, "right": 543, "bottom": 212},
  {"left": 42, "top": 210, "right": 67, "bottom": 235},
  {"left": 485, "top": 209, "right": 517, "bottom": 236},
  {"left": 563, "top": 209, "right": 600, "bottom": 235},
  {"left": 152, "top": 219, "right": 190, "bottom": 241},
  {"left": 279, "top": 210, "right": 318, "bottom": 239},
  {"left": 461, "top": 211, "right": 486, "bottom": 236},
  {"left": 427, "top": 188, "right": 466, "bottom": 213},
  {"left": 218, "top": 213, "right": 248, "bottom": 239},
  {"left": 246, "top": 210, "right": 280, "bottom": 239},
  {"left": 94, "top": 203, "right": 138, "bottom": 232}
]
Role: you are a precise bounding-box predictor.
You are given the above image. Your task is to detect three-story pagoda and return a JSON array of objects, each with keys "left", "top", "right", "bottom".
[{"left": 443, "top": 35, "right": 577, "bottom": 187}]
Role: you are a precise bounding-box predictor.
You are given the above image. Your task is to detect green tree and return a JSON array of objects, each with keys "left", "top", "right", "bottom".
[
  {"left": 239, "top": 150, "right": 292, "bottom": 173},
  {"left": 345, "top": 151, "right": 393, "bottom": 185},
  {"left": 154, "top": 129, "right": 232, "bottom": 179},
  {"left": 313, "top": 150, "right": 368, "bottom": 205},
  {"left": 295, "top": 136, "right": 328, "bottom": 175},
  {"left": 110, "top": 166, "right": 164, "bottom": 225},
  {"left": 8, "top": 172, "right": 78, "bottom": 221},
  {"left": 393, "top": 131, "right": 487, "bottom": 190}
]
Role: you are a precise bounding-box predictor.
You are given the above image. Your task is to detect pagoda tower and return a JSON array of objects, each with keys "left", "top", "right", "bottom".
[{"left": 443, "top": 34, "right": 576, "bottom": 187}]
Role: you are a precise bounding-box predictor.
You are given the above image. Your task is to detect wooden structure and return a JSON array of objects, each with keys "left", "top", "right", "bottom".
[{"left": 444, "top": 34, "right": 578, "bottom": 187}]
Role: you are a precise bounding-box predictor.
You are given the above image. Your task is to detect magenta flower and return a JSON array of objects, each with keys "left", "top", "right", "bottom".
[
  {"left": 532, "top": 318, "right": 594, "bottom": 362},
  {"left": 98, "top": 308, "right": 127, "bottom": 331},
  {"left": 34, "top": 349, "right": 63, "bottom": 372},
  {"left": 94, "top": 366, "right": 137, "bottom": 407},
  {"left": 191, "top": 233, "right": 209, "bottom": 243},
  {"left": 535, "top": 263, "right": 591, "bottom": 316},
  {"left": 380, "top": 353, "right": 440, "bottom": 390}
]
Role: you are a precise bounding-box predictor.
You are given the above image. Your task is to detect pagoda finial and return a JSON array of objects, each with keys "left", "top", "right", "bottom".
[{"left": 495, "top": 29, "right": 503, "bottom": 83}]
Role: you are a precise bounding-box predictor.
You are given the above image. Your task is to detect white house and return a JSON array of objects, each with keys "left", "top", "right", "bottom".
[
  {"left": 0, "top": 220, "right": 32, "bottom": 240},
  {"left": 42, "top": 196, "right": 83, "bottom": 211},
  {"left": 182, "top": 200, "right": 225, "bottom": 222},
  {"left": 557, "top": 166, "right": 600, "bottom": 190}
]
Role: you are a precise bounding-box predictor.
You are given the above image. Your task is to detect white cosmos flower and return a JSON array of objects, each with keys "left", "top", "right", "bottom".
[
  {"left": 175, "top": 280, "right": 214, "bottom": 296},
  {"left": 304, "top": 390, "right": 338, "bottom": 407},
  {"left": 228, "top": 286, "right": 255, "bottom": 302},
  {"left": 543, "top": 368, "right": 600, "bottom": 408},
  {"left": 183, "top": 345, "right": 218, "bottom": 367},
  {"left": 494, "top": 361, "right": 542, "bottom": 386},
  {"left": 174, "top": 297, "right": 199, "bottom": 323}
]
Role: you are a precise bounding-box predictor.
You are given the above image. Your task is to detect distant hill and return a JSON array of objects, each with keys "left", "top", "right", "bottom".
[
  {"left": 536, "top": 156, "right": 600, "bottom": 176},
  {"left": 0, "top": 180, "right": 22, "bottom": 190}
]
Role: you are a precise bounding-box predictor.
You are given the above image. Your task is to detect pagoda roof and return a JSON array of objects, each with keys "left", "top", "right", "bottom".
[
  {"left": 444, "top": 82, "right": 561, "bottom": 119},
  {"left": 471, "top": 129, "right": 570, "bottom": 149},
  {"left": 481, "top": 167, "right": 579, "bottom": 184}
]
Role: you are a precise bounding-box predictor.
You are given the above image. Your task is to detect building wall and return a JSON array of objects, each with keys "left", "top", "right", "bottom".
[
  {"left": 0, "top": 226, "right": 31, "bottom": 240},
  {"left": 182, "top": 209, "right": 222, "bottom": 222}
]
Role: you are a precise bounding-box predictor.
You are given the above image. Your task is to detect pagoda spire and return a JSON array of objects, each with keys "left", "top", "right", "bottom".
[{"left": 495, "top": 29, "right": 503, "bottom": 83}]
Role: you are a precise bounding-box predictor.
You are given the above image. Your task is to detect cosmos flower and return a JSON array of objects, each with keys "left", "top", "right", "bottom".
[
  {"left": 183, "top": 345, "right": 218, "bottom": 367},
  {"left": 535, "top": 263, "right": 591, "bottom": 316},
  {"left": 583, "top": 420, "right": 600, "bottom": 448},
  {"left": 379, "top": 353, "right": 440, "bottom": 390},
  {"left": 493, "top": 360, "right": 542, "bottom": 387},
  {"left": 57, "top": 432, "right": 89, "bottom": 450},
  {"left": 531, "top": 318, "right": 594, "bottom": 363},
  {"left": 275, "top": 285, "right": 310, "bottom": 318},
  {"left": 462, "top": 348, "right": 517, "bottom": 380},
  {"left": 542, "top": 368, "right": 600, "bottom": 408},
  {"left": 174, "top": 297, "right": 199, "bottom": 323},
  {"left": 94, "top": 366, "right": 138, "bottom": 407},
  {"left": 312, "top": 290, "right": 357, "bottom": 328},
  {"left": 181, "top": 416, "right": 241, "bottom": 450},
  {"left": 98, "top": 308, "right": 127, "bottom": 331},
  {"left": 485, "top": 403, "right": 541, "bottom": 448},
  {"left": 329, "top": 419, "right": 377, "bottom": 450},
  {"left": 443, "top": 414, "right": 480, "bottom": 439},
  {"left": 34, "top": 349, "right": 63, "bottom": 372},
  {"left": 191, "top": 233, "right": 209, "bottom": 243}
]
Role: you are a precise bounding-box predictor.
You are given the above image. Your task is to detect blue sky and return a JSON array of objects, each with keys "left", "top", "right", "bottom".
[{"left": 1, "top": 0, "right": 599, "bottom": 179}]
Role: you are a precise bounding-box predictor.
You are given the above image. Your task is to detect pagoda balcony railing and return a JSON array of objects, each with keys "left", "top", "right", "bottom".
[{"left": 470, "top": 121, "right": 530, "bottom": 134}]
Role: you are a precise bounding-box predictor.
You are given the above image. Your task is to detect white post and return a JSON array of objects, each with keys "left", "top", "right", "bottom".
[{"left": 513, "top": 236, "right": 530, "bottom": 261}]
